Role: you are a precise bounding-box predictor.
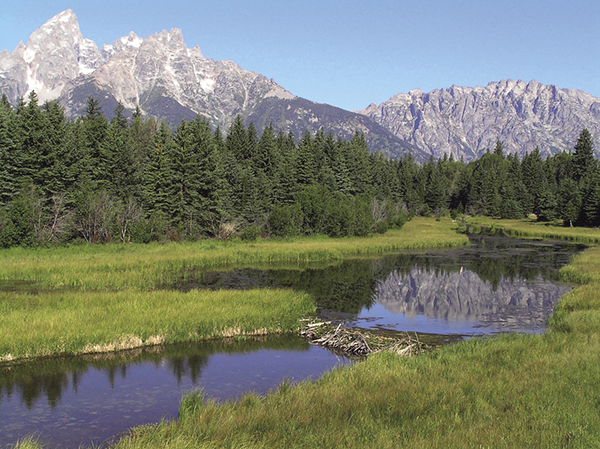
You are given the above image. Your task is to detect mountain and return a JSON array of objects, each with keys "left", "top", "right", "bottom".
[
  {"left": 3, "top": 11, "right": 600, "bottom": 163},
  {"left": 358, "top": 80, "right": 600, "bottom": 160},
  {"left": 0, "top": 9, "right": 102, "bottom": 104},
  {"left": 0, "top": 10, "right": 421, "bottom": 160}
]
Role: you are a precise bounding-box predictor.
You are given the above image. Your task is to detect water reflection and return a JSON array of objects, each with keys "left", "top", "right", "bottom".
[
  {"left": 0, "top": 235, "right": 582, "bottom": 448},
  {"left": 369, "top": 267, "right": 570, "bottom": 334},
  {"left": 0, "top": 336, "right": 351, "bottom": 449},
  {"left": 185, "top": 235, "right": 582, "bottom": 334}
]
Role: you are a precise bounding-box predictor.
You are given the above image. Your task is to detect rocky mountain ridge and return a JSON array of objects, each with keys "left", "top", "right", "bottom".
[
  {"left": 359, "top": 79, "right": 600, "bottom": 160},
  {"left": 0, "top": 10, "right": 419, "bottom": 160},
  {"left": 376, "top": 267, "right": 570, "bottom": 332},
  {"left": 1, "top": 10, "right": 600, "bottom": 161}
]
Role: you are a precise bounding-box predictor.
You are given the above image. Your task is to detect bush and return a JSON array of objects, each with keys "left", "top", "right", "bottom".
[
  {"left": 390, "top": 212, "right": 410, "bottom": 229},
  {"left": 325, "top": 195, "right": 354, "bottom": 238},
  {"left": 295, "top": 185, "right": 330, "bottom": 234},
  {"left": 268, "top": 205, "right": 301, "bottom": 238},
  {"left": 352, "top": 195, "right": 374, "bottom": 237},
  {"left": 373, "top": 220, "right": 389, "bottom": 234},
  {"left": 241, "top": 224, "right": 260, "bottom": 241},
  {"left": 129, "top": 215, "right": 167, "bottom": 243}
]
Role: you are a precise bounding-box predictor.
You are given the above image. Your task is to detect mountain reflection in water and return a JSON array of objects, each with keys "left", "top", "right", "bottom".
[
  {"left": 370, "top": 267, "right": 571, "bottom": 334},
  {"left": 185, "top": 235, "right": 582, "bottom": 335}
]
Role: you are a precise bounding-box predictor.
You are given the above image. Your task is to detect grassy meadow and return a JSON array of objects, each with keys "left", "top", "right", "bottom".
[
  {"left": 464, "top": 216, "right": 600, "bottom": 244},
  {"left": 92, "top": 222, "right": 600, "bottom": 449},
  {"left": 0, "top": 289, "right": 314, "bottom": 361},
  {"left": 0, "top": 218, "right": 467, "bottom": 292},
  {"left": 0, "top": 217, "right": 468, "bottom": 362},
  {"left": 10, "top": 218, "right": 600, "bottom": 448}
]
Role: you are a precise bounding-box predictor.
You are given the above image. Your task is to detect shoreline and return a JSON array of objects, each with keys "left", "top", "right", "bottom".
[{"left": 0, "top": 218, "right": 468, "bottom": 364}]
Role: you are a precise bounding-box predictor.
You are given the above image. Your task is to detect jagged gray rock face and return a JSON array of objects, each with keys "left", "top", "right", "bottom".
[
  {"left": 0, "top": 10, "right": 414, "bottom": 158},
  {"left": 0, "top": 10, "right": 295, "bottom": 129},
  {"left": 359, "top": 80, "right": 600, "bottom": 161},
  {"left": 4, "top": 11, "right": 599, "bottom": 162},
  {"left": 0, "top": 9, "right": 102, "bottom": 104},
  {"left": 375, "top": 267, "right": 570, "bottom": 332},
  {"left": 60, "top": 26, "right": 296, "bottom": 128}
]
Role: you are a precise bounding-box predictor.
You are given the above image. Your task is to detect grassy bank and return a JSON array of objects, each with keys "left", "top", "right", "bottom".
[
  {"left": 0, "top": 218, "right": 468, "bottom": 291},
  {"left": 0, "top": 289, "right": 314, "bottom": 362},
  {"left": 0, "top": 218, "right": 467, "bottom": 363},
  {"left": 464, "top": 216, "right": 600, "bottom": 244},
  {"left": 93, "top": 227, "right": 600, "bottom": 448}
]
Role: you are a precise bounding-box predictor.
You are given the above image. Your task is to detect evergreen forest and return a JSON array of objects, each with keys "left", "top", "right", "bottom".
[{"left": 0, "top": 91, "right": 598, "bottom": 248}]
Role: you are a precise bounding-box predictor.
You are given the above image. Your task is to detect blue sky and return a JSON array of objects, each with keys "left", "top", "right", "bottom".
[{"left": 1, "top": 0, "right": 599, "bottom": 110}]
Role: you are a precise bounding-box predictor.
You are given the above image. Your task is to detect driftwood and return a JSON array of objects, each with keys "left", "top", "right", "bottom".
[{"left": 299, "top": 319, "right": 430, "bottom": 358}]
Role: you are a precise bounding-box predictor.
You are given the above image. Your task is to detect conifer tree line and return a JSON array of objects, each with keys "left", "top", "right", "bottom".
[{"left": 0, "top": 91, "right": 598, "bottom": 247}]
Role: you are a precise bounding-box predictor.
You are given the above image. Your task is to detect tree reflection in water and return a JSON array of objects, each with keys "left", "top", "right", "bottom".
[{"left": 185, "top": 235, "right": 582, "bottom": 328}]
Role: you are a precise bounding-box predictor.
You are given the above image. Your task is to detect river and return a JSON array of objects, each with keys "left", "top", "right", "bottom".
[{"left": 0, "top": 235, "right": 582, "bottom": 448}]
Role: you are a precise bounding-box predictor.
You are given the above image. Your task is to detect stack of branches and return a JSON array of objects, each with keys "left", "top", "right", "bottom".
[{"left": 300, "top": 319, "right": 430, "bottom": 358}]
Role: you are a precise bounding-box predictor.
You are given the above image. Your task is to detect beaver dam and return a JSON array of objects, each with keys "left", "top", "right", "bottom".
[{"left": 300, "top": 319, "right": 432, "bottom": 357}]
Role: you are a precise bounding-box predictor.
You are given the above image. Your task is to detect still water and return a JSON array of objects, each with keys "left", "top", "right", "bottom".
[
  {"left": 0, "top": 337, "right": 350, "bottom": 448},
  {"left": 188, "top": 235, "right": 580, "bottom": 335},
  {"left": 0, "top": 235, "right": 582, "bottom": 448}
]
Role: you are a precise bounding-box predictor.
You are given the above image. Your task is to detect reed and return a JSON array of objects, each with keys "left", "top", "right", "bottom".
[
  {"left": 10, "top": 438, "right": 42, "bottom": 449},
  {"left": 464, "top": 216, "right": 600, "bottom": 244}
]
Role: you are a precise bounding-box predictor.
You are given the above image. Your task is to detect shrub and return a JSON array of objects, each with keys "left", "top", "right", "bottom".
[
  {"left": 373, "top": 220, "right": 389, "bottom": 234},
  {"left": 268, "top": 205, "right": 302, "bottom": 238},
  {"left": 241, "top": 224, "right": 260, "bottom": 241}
]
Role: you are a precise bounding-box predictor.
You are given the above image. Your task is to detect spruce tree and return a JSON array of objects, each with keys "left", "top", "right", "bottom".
[
  {"left": 170, "top": 118, "right": 203, "bottom": 235},
  {"left": 296, "top": 130, "right": 317, "bottom": 187},
  {"left": 144, "top": 121, "right": 174, "bottom": 219},
  {"left": 0, "top": 97, "right": 19, "bottom": 206},
  {"left": 573, "top": 128, "right": 596, "bottom": 182},
  {"left": 81, "top": 96, "right": 108, "bottom": 181}
]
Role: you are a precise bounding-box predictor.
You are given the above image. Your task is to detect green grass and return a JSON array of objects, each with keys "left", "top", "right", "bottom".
[
  {"left": 0, "top": 289, "right": 314, "bottom": 362},
  {"left": 464, "top": 216, "right": 600, "bottom": 244},
  {"left": 0, "top": 217, "right": 468, "bottom": 363},
  {"left": 102, "top": 224, "right": 600, "bottom": 449},
  {"left": 0, "top": 218, "right": 468, "bottom": 291},
  {"left": 10, "top": 437, "right": 42, "bottom": 449}
]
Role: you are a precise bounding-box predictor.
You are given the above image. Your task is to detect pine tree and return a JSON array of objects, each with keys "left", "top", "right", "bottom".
[
  {"left": 579, "top": 171, "right": 600, "bottom": 227},
  {"left": 212, "top": 126, "right": 236, "bottom": 223},
  {"left": 18, "top": 91, "right": 48, "bottom": 187},
  {"left": 100, "top": 103, "right": 139, "bottom": 199},
  {"left": 81, "top": 96, "right": 108, "bottom": 181},
  {"left": 296, "top": 130, "right": 317, "bottom": 187},
  {"left": 40, "top": 100, "right": 69, "bottom": 195},
  {"left": 573, "top": 128, "right": 596, "bottom": 182},
  {"left": 556, "top": 178, "right": 581, "bottom": 226},
  {"left": 169, "top": 118, "right": 203, "bottom": 235},
  {"left": 347, "top": 131, "right": 373, "bottom": 195},
  {"left": 329, "top": 136, "right": 352, "bottom": 196},
  {"left": 226, "top": 115, "right": 249, "bottom": 162},
  {"left": 424, "top": 164, "right": 446, "bottom": 214},
  {"left": 0, "top": 97, "right": 20, "bottom": 206},
  {"left": 144, "top": 121, "right": 174, "bottom": 219},
  {"left": 188, "top": 116, "right": 220, "bottom": 229}
]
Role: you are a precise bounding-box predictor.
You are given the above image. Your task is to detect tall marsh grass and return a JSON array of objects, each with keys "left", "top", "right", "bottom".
[
  {"left": 0, "top": 289, "right": 314, "bottom": 361},
  {"left": 0, "top": 218, "right": 468, "bottom": 291},
  {"left": 0, "top": 218, "right": 467, "bottom": 363},
  {"left": 465, "top": 216, "right": 600, "bottom": 244}
]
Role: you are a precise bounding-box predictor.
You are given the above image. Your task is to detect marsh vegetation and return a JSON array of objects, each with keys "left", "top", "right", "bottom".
[{"left": 4, "top": 219, "right": 597, "bottom": 448}]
